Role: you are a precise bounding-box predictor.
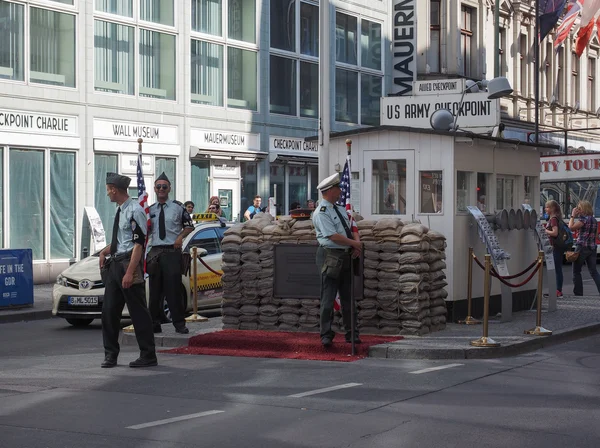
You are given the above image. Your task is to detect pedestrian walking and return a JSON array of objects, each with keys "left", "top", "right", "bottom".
[
  {"left": 311, "top": 173, "right": 362, "bottom": 347},
  {"left": 147, "top": 172, "right": 195, "bottom": 334},
  {"left": 544, "top": 200, "right": 566, "bottom": 297},
  {"left": 98, "top": 173, "right": 156, "bottom": 368},
  {"left": 568, "top": 200, "right": 600, "bottom": 295}
]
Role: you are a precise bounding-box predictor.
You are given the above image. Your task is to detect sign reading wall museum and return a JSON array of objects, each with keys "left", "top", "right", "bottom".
[
  {"left": 191, "top": 128, "right": 260, "bottom": 152},
  {"left": 269, "top": 136, "right": 317, "bottom": 154},
  {"left": 391, "top": 0, "right": 417, "bottom": 96},
  {"left": 0, "top": 109, "right": 77, "bottom": 136},
  {"left": 381, "top": 92, "right": 500, "bottom": 130},
  {"left": 93, "top": 119, "right": 178, "bottom": 144}
]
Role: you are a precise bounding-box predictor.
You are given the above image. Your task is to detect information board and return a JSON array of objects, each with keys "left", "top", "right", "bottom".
[
  {"left": 274, "top": 244, "right": 320, "bottom": 299},
  {"left": 0, "top": 249, "right": 34, "bottom": 308}
]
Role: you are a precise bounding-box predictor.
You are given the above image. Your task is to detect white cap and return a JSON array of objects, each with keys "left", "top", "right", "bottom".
[{"left": 316, "top": 173, "right": 341, "bottom": 192}]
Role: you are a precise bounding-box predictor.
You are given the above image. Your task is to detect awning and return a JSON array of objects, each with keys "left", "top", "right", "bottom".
[
  {"left": 190, "top": 146, "right": 267, "bottom": 161},
  {"left": 269, "top": 152, "right": 318, "bottom": 164}
]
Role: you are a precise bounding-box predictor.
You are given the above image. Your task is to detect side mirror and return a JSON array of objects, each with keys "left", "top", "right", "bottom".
[{"left": 190, "top": 246, "right": 208, "bottom": 258}]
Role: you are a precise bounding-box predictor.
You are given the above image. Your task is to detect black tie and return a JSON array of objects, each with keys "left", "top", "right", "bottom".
[
  {"left": 159, "top": 203, "right": 166, "bottom": 240},
  {"left": 110, "top": 207, "right": 121, "bottom": 255}
]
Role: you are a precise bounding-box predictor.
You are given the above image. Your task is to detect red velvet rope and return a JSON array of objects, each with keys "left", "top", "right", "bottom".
[
  {"left": 473, "top": 255, "right": 538, "bottom": 279},
  {"left": 472, "top": 255, "right": 541, "bottom": 288},
  {"left": 198, "top": 257, "right": 223, "bottom": 276}
]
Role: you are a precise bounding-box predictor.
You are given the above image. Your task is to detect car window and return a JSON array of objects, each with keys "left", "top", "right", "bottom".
[
  {"left": 186, "top": 228, "right": 220, "bottom": 255},
  {"left": 214, "top": 226, "right": 228, "bottom": 241}
]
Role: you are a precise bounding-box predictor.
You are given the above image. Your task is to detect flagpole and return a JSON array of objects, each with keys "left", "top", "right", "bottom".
[
  {"left": 535, "top": 0, "right": 540, "bottom": 144},
  {"left": 318, "top": 0, "right": 331, "bottom": 183},
  {"left": 494, "top": 0, "right": 500, "bottom": 77}
]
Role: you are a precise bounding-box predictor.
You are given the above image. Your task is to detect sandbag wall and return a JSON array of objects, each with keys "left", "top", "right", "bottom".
[{"left": 220, "top": 214, "right": 448, "bottom": 335}]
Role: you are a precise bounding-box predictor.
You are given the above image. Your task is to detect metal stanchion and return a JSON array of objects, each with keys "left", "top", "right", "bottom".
[
  {"left": 525, "top": 251, "right": 552, "bottom": 336},
  {"left": 186, "top": 247, "right": 208, "bottom": 323},
  {"left": 470, "top": 254, "right": 500, "bottom": 347},
  {"left": 459, "top": 247, "right": 481, "bottom": 325}
]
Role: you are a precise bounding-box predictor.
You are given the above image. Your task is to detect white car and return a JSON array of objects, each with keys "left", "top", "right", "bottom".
[{"left": 53, "top": 215, "right": 230, "bottom": 326}]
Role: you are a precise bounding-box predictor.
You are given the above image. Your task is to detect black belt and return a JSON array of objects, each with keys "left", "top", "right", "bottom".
[
  {"left": 152, "top": 245, "right": 175, "bottom": 249},
  {"left": 111, "top": 251, "right": 132, "bottom": 262},
  {"left": 321, "top": 247, "right": 351, "bottom": 253}
]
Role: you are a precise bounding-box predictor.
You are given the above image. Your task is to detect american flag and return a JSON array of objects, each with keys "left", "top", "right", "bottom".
[
  {"left": 137, "top": 150, "right": 151, "bottom": 273},
  {"left": 554, "top": 0, "right": 583, "bottom": 50}
]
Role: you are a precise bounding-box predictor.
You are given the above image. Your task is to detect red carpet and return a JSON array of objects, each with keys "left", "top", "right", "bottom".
[{"left": 161, "top": 330, "right": 403, "bottom": 362}]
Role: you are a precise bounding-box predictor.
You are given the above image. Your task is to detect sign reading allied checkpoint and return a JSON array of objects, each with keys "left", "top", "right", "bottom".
[{"left": 0, "top": 249, "right": 34, "bottom": 308}]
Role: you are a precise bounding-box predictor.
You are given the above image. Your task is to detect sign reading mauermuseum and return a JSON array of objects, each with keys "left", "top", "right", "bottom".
[
  {"left": 269, "top": 136, "right": 317, "bottom": 154},
  {"left": 93, "top": 119, "right": 179, "bottom": 144},
  {"left": 0, "top": 109, "right": 77, "bottom": 136},
  {"left": 381, "top": 92, "right": 500, "bottom": 130},
  {"left": 191, "top": 128, "right": 260, "bottom": 152},
  {"left": 391, "top": 0, "right": 417, "bottom": 96}
]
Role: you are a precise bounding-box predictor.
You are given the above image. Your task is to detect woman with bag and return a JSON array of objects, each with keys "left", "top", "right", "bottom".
[
  {"left": 544, "top": 200, "right": 565, "bottom": 297},
  {"left": 568, "top": 200, "right": 600, "bottom": 295}
]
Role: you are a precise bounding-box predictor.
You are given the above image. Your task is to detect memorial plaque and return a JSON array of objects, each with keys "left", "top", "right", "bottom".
[{"left": 274, "top": 244, "right": 320, "bottom": 298}]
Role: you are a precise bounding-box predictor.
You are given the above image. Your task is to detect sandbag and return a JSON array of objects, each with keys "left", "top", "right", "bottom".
[
  {"left": 378, "top": 261, "right": 401, "bottom": 272},
  {"left": 379, "top": 252, "right": 402, "bottom": 262},
  {"left": 364, "top": 250, "right": 380, "bottom": 260},
  {"left": 363, "top": 268, "right": 378, "bottom": 279},
  {"left": 222, "top": 252, "right": 241, "bottom": 264},
  {"left": 364, "top": 258, "right": 380, "bottom": 270},
  {"left": 400, "top": 223, "right": 429, "bottom": 236},
  {"left": 399, "top": 241, "right": 430, "bottom": 252},
  {"left": 429, "top": 260, "right": 447, "bottom": 271},
  {"left": 223, "top": 224, "right": 243, "bottom": 236},
  {"left": 373, "top": 218, "right": 403, "bottom": 231},
  {"left": 398, "top": 262, "right": 430, "bottom": 274},
  {"left": 379, "top": 242, "right": 401, "bottom": 253},
  {"left": 363, "top": 287, "right": 378, "bottom": 298},
  {"left": 240, "top": 242, "right": 259, "bottom": 253},
  {"left": 241, "top": 252, "right": 260, "bottom": 263},
  {"left": 428, "top": 289, "right": 448, "bottom": 299}
]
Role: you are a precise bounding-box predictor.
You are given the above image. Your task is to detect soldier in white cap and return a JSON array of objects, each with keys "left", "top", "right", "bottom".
[{"left": 311, "top": 173, "right": 362, "bottom": 347}]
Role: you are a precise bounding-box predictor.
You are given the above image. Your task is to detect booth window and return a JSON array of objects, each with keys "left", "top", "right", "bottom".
[
  {"left": 50, "top": 152, "right": 76, "bottom": 259},
  {"left": 156, "top": 157, "right": 176, "bottom": 199},
  {"left": 524, "top": 176, "right": 534, "bottom": 207},
  {"left": 496, "top": 176, "right": 515, "bottom": 210},
  {"left": 270, "top": 164, "right": 285, "bottom": 216},
  {"left": 476, "top": 173, "right": 488, "bottom": 212},
  {"left": 371, "top": 160, "right": 406, "bottom": 215},
  {"left": 191, "top": 159, "right": 210, "bottom": 214},
  {"left": 456, "top": 171, "right": 472, "bottom": 213},
  {"left": 289, "top": 165, "right": 308, "bottom": 212},
  {"left": 420, "top": 171, "right": 443, "bottom": 214}
]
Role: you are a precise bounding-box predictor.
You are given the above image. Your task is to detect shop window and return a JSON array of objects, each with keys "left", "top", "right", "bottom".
[
  {"left": 10, "top": 149, "right": 45, "bottom": 260},
  {"left": 228, "top": 0, "right": 256, "bottom": 43},
  {"left": 191, "top": 159, "right": 210, "bottom": 214},
  {"left": 30, "top": 7, "right": 76, "bottom": 88},
  {"left": 192, "top": 0, "right": 222, "bottom": 36},
  {"left": 288, "top": 165, "right": 307, "bottom": 212},
  {"left": 270, "top": 55, "right": 297, "bottom": 115},
  {"left": 94, "top": 20, "right": 135, "bottom": 95},
  {"left": 456, "top": 171, "right": 472, "bottom": 213},
  {"left": 477, "top": 172, "right": 489, "bottom": 212},
  {"left": 271, "top": 0, "right": 295, "bottom": 52},
  {"left": 140, "top": 0, "right": 174, "bottom": 27},
  {"left": 139, "top": 29, "right": 176, "bottom": 100},
  {"left": 240, "top": 162, "right": 257, "bottom": 219},
  {"left": 0, "top": 147, "right": 3, "bottom": 248},
  {"left": 227, "top": 47, "right": 257, "bottom": 110},
  {"left": 96, "top": 0, "right": 134, "bottom": 17},
  {"left": 270, "top": 164, "right": 285, "bottom": 216},
  {"left": 95, "top": 154, "right": 118, "bottom": 244},
  {"left": 156, "top": 157, "right": 176, "bottom": 199},
  {"left": 0, "top": 0, "right": 24, "bottom": 81},
  {"left": 496, "top": 176, "right": 515, "bottom": 210},
  {"left": 420, "top": 171, "right": 443, "bottom": 214},
  {"left": 309, "top": 165, "right": 318, "bottom": 205},
  {"left": 371, "top": 160, "right": 407, "bottom": 215},
  {"left": 50, "top": 152, "right": 75, "bottom": 259},
  {"left": 361, "top": 74, "right": 381, "bottom": 126},
  {"left": 186, "top": 228, "right": 219, "bottom": 255},
  {"left": 191, "top": 39, "right": 224, "bottom": 106}
]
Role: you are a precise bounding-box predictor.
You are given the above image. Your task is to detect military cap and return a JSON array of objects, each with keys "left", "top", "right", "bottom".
[
  {"left": 316, "top": 173, "right": 341, "bottom": 192},
  {"left": 156, "top": 171, "right": 170, "bottom": 184},
  {"left": 106, "top": 172, "right": 131, "bottom": 189}
]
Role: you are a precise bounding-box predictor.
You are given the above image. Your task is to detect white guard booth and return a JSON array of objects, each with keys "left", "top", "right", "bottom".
[{"left": 311, "top": 126, "right": 559, "bottom": 321}]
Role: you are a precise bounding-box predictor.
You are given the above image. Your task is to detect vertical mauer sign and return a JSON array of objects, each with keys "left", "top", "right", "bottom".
[{"left": 392, "top": 0, "right": 417, "bottom": 96}]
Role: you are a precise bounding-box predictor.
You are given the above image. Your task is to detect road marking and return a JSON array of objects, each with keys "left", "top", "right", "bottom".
[
  {"left": 288, "top": 383, "right": 362, "bottom": 398},
  {"left": 409, "top": 363, "right": 464, "bottom": 374},
  {"left": 127, "top": 410, "right": 224, "bottom": 430}
]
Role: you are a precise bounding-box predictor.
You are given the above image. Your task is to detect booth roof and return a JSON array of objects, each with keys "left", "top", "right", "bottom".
[{"left": 304, "top": 125, "right": 561, "bottom": 152}]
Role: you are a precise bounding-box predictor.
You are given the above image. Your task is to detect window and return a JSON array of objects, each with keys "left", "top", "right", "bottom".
[
  {"left": 477, "top": 173, "right": 488, "bottom": 212},
  {"left": 50, "top": 152, "right": 75, "bottom": 259},
  {"left": 94, "top": 20, "right": 135, "bottom": 95},
  {"left": 96, "top": 0, "right": 133, "bottom": 17},
  {"left": 557, "top": 47, "right": 565, "bottom": 103},
  {"left": 524, "top": 176, "right": 534, "bottom": 206},
  {"left": 520, "top": 34, "right": 527, "bottom": 96},
  {"left": 240, "top": 162, "right": 257, "bottom": 219},
  {"left": 456, "top": 171, "right": 472, "bottom": 213},
  {"left": 140, "top": 0, "right": 174, "bottom": 27},
  {"left": 372, "top": 160, "right": 407, "bottom": 215},
  {"left": 95, "top": 154, "right": 118, "bottom": 244},
  {"left": 589, "top": 57, "right": 596, "bottom": 111},
  {"left": 269, "top": 1, "right": 318, "bottom": 117},
  {"left": 428, "top": 0, "right": 440, "bottom": 73},
  {"left": 191, "top": 159, "right": 210, "bottom": 214},
  {"left": 545, "top": 42, "right": 553, "bottom": 101},
  {"left": 460, "top": 5, "right": 474, "bottom": 77},
  {"left": 155, "top": 157, "right": 176, "bottom": 198},
  {"left": 10, "top": 149, "right": 45, "bottom": 260},
  {"left": 228, "top": 0, "right": 256, "bottom": 43},
  {"left": 191, "top": 40, "right": 223, "bottom": 106},
  {"left": 571, "top": 52, "right": 580, "bottom": 107},
  {"left": 191, "top": 0, "right": 222, "bottom": 36},
  {"left": 270, "top": 164, "right": 285, "bottom": 216},
  {"left": 420, "top": 171, "right": 443, "bottom": 214},
  {"left": 0, "top": 147, "right": 2, "bottom": 247},
  {"left": 288, "top": 165, "right": 307, "bottom": 212},
  {"left": 228, "top": 47, "right": 257, "bottom": 110},
  {"left": 139, "top": 29, "right": 176, "bottom": 100},
  {"left": 186, "top": 228, "right": 220, "bottom": 255},
  {"left": 334, "top": 12, "right": 382, "bottom": 125},
  {"left": 309, "top": 164, "right": 318, "bottom": 204},
  {"left": 496, "top": 176, "right": 515, "bottom": 210},
  {"left": 499, "top": 27, "right": 507, "bottom": 77},
  {"left": 0, "top": 1, "right": 24, "bottom": 81},
  {"left": 30, "top": 7, "right": 76, "bottom": 87}
]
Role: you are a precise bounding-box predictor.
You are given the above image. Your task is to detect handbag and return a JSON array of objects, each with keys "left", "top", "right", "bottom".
[{"left": 565, "top": 251, "right": 579, "bottom": 262}]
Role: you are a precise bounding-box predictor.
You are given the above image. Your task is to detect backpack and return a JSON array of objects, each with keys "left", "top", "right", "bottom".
[{"left": 554, "top": 219, "right": 574, "bottom": 251}]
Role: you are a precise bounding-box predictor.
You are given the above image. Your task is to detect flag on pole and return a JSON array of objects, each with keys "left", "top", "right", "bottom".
[
  {"left": 555, "top": 0, "right": 583, "bottom": 50},
  {"left": 539, "top": 0, "right": 568, "bottom": 42},
  {"left": 575, "top": 16, "right": 597, "bottom": 56},
  {"left": 136, "top": 149, "right": 151, "bottom": 274},
  {"left": 580, "top": 0, "right": 600, "bottom": 24}
]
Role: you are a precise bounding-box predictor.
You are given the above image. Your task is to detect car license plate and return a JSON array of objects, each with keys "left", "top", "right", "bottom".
[{"left": 68, "top": 296, "right": 99, "bottom": 306}]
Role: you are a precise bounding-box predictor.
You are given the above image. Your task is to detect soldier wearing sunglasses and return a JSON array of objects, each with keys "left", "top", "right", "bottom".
[{"left": 147, "top": 172, "right": 194, "bottom": 334}]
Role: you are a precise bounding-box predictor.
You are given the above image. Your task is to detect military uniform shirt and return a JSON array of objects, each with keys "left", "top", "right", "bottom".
[
  {"left": 115, "top": 198, "right": 147, "bottom": 255},
  {"left": 148, "top": 200, "right": 194, "bottom": 246},
  {"left": 312, "top": 198, "right": 351, "bottom": 249}
]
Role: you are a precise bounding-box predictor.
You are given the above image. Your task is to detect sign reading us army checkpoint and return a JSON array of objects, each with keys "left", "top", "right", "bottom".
[{"left": 381, "top": 92, "right": 500, "bottom": 130}]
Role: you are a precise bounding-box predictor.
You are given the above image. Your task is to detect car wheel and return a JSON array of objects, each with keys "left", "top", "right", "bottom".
[{"left": 66, "top": 318, "right": 94, "bottom": 327}]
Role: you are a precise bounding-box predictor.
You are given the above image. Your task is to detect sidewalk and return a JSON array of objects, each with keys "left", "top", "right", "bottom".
[{"left": 0, "top": 284, "right": 54, "bottom": 324}]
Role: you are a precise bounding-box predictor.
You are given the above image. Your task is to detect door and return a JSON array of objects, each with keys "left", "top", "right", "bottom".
[
  {"left": 363, "top": 150, "right": 415, "bottom": 219},
  {"left": 213, "top": 179, "right": 239, "bottom": 221}
]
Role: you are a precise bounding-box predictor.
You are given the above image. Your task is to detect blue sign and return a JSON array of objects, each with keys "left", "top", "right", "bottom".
[{"left": 0, "top": 249, "right": 33, "bottom": 308}]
